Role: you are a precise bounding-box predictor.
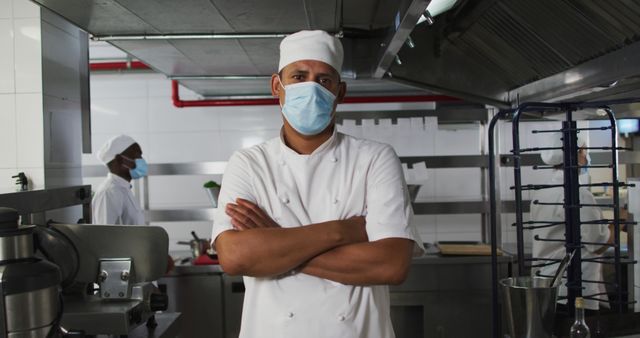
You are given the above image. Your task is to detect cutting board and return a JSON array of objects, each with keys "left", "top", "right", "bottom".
[{"left": 437, "top": 243, "right": 502, "bottom": 256}]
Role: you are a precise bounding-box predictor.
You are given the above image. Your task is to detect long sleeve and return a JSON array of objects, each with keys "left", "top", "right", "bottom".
[{"left": 92, "top": 188, "right": 124, "bottom": 224}]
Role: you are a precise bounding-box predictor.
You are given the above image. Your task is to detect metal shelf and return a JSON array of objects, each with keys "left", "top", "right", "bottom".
[
  {"left": 0, "top": 185, "right": 92, "bottom": 224},
  {"left": 82, "top": 150, "right": 640, "bottom": 222},
  {"left": 336, "top": 105, "right": 489, "bottom": 125}
]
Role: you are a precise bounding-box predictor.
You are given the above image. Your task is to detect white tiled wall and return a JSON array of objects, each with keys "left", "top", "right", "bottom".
[
  {"left": 11, "top": 0, "right": 40, "bottom": 18},
  {"left": 85, "top": 72, "right": 490, "bottom": 249},
  {"left": 0, "top": 0, "right": 44, "bottom": 191},
  {"left": 13, "top": 17, "right": 41, "bottom": 93},
  {"left": 0, "top": 19, "right": 14, "bottom": 93}
]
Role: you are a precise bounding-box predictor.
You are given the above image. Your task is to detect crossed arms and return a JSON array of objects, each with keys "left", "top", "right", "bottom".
[{"left": 215, "top": 198, "right": 414, "bottom": 286}]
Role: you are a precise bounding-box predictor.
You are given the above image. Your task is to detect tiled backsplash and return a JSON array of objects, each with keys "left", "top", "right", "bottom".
[{"left": 0, "top": 0, "right": 44, "bottom": 191}]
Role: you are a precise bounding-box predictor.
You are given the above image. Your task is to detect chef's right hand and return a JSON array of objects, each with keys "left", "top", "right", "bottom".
[{"left": 226, "top": 198, "right": 280, "bottom": 230}]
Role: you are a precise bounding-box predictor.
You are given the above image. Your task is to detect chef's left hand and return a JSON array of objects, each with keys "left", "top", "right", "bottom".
[{"left": 226, "top": 198, "right": 280, "bottom": 230}]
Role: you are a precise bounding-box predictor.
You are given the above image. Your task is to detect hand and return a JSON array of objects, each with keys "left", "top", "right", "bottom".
[
  {"left": 341, "top": 216, "right": 368, "bottom": 243},
  {"left": 225, "top": 198, "right": 280, "bottom": 230}
]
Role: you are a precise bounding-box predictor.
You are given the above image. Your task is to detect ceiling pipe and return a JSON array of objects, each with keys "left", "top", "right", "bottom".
[
  {"left": 91, "top": 31, "right": 343, "bottom": 42},
  {"left": 171, "top": 80, "right": 460, "bottom": 108},
  {"left": 92, "top": 33, "right": 289, "bottom": 41},
  {"left": 89, "top": 63, "right": 461, "bottom": 107}
]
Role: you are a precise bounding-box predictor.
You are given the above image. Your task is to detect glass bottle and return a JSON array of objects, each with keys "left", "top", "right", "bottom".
[{"left": 570, "top": 297, "right": 590, "bottom": 338}]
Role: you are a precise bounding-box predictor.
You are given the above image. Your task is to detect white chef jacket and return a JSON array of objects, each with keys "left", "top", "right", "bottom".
[
  {"left": 530, "top": 170, "right": 610, "bottom": 310},
  {"left": 212, "top": 129, "right": 424, "bottom": 338},
  {"left": 92, "top": 173, "right": 145, "bottom": 225}
]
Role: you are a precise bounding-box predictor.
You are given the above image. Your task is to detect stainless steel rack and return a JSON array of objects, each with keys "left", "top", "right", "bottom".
[{"left": 488, "top": 99, "right": 640, "bottom": 338}]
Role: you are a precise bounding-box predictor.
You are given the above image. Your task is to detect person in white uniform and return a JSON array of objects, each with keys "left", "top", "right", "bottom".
[
  {"left": 211, "top": 30, "right": 425, "bottom": 338},
  {"left": 530, "top": 134, "right": 613, "bottom": 312},
  {"left": 92, "top": 134, "right": 148, "bottom": 225}
]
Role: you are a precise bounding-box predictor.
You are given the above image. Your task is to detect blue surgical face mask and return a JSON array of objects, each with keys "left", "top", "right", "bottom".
[
  {"left": 279, "top": 78, "right": 336, "bottom": 136},
  {"left": 123, "top": 157, "right": 148, "bottom": 179}
]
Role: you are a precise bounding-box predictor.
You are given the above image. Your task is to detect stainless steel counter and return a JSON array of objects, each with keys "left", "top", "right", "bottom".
[
  {"left": 167, "top": 263, "right": 224, "bottom": 276},
  {"left": 167, "top": 252, "right": 513, "bottom": 275},
  {"left": 162, "top": 252, "right": 513, "bottom": 338}
]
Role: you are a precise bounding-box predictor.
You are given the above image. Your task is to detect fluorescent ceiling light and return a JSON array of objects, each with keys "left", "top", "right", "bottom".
[
  {"left": 427, "top": 0, "right": 459, "bottom": 17},
  {"left": 417, "top": 0, "right": 459, "bottom": 25}
]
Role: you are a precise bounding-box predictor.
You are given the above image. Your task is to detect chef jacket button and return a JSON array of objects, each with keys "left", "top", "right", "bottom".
[
  {"left": 281, "top": 197, "right": 289, "bottom": 204},
  {"left": 287, "top": 312, "right": 294, "bottom": 318},
  {"left": 279, "top": 160, "right": 286, "bottom": 166},
  {"left": 333, "top": 198, "right": 338, "bottom": 204},
  {"left": 338, "top": 315, "right": 345, "bottom": 321},
  {"left": 331, "top": 157, "right": 338, "bottom": 163}
]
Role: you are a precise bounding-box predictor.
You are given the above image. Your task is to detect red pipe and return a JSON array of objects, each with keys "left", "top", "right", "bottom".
[
  {"left": 90, "top": 61, "right": 151, "bottom": 71},
  {"left": 171, "top": 80, "right": 460, "bottom": 108}
]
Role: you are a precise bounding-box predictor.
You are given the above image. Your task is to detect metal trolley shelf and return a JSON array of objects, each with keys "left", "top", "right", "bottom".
[{"left": 488, "top": 98, "right": 640, "bottom": 338}]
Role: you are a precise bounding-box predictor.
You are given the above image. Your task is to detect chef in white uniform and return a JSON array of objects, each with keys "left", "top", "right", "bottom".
[
  {"left": 530, "top": 133, "right": 612, "bottom": 311},
  {"left": 92, "top": 134, "right": 147, "bottom": 225},
  {"left": 211, "top": 30, "right": 424, "bottom": 338}
]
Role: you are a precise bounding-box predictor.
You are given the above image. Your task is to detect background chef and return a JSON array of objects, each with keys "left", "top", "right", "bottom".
[{"left": 92, "top": 134, "right": 148, "bottom": 225}]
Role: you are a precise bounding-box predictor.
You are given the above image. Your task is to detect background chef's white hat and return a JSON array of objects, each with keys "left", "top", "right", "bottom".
[
  {"left": 97, "top": 134, "right": 137, "bottom": 165},
  {"left": 540, "top": 133, "right": 588, "bottom": 166},
  {"left": 278, "top": 30, "right": 343, "bottom": 72}
]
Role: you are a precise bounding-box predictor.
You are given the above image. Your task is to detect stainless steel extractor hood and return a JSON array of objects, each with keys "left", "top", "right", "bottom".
[{"left": 30, "top": 0, "right": 640, "bottom": 107}]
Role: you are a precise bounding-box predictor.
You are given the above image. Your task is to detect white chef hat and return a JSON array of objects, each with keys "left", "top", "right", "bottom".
[
  {"left": 278, "top": 30, "right": 343, "bottom": 73},
  {"left": 540, "top": 133, "right": 588, "bottom": 166},
  {"left": 97, "top": 134, "right": 137, "bottom": 165}
]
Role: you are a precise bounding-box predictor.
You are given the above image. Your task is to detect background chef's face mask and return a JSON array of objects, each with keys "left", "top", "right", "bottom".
[
  {"left": 122, "top": 156, "right": 148, "bottom": 179},
  {"left": 279, "top": 78, "right": 336, "bottom": 136}
]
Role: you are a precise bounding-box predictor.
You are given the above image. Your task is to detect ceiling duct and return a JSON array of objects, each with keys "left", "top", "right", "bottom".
[
  {"left": 389, "top": 0, "right": 640, "bottom": 106},
  {"left": 31, "top": 0, "right": 640, "bottom": 105}
]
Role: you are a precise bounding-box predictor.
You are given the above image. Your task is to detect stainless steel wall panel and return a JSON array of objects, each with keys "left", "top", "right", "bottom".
[
  {"left": 40, "top": 8, "right": 88, "bottom": 223},
  {"left": 41, "top": 21, "right": 82, "bottom": 102}
]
